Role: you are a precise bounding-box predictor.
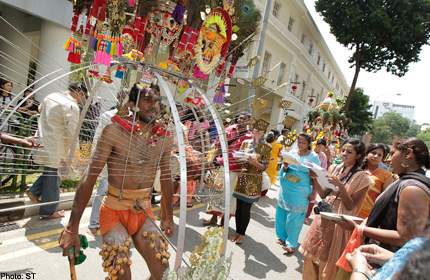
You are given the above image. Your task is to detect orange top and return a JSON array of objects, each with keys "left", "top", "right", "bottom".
[{"left": 358, "top": 168, "right": 393, "bottom": 219}]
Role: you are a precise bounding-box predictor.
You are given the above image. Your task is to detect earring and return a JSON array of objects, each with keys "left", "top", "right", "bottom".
[{"left": 401, "top": 161, "right": 410, "bottom": 168}]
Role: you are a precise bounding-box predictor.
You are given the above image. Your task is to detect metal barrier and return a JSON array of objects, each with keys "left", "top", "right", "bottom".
[{"left": 0, "top": 110, "right": 99, "bottom": 189}]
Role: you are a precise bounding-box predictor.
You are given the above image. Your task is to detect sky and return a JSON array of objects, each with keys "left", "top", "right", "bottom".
[{"left": 303, "top": 0, "right": 430, "bottom": 125}]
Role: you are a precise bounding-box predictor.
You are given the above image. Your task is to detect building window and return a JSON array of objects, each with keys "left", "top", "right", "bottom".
[
  {"left": 272, "top": 2, "right": 281, "bottom": 18},
  {"left": 309, "top": 42, "right": 313, "bottom": 55},
  {"left": 317, "top": 53, "right": 321, "bottom": 65},
  {"left": 295, "top": 74, "right": 299, "bottom": 82},
  {"left": 322, "top": 61, "right": 326, "bottom": 72},
  {"left": 301, "top": 34, "right": 306, "bottom": 44},
  {"left": 331, "top": 76, "right": 334, "bottom": 83},
  {"left": 261, "top": 51, "right": 272, "bottom": 76},
  {"left": 277, "top": 62, "right": 286, "bottom": 85},
  {"left": 336, "top": 83, "right": 339, "bottom": 90},
  {"left": 300, "top": 81, "right": 307, "bottom": 101},
  {"left": 310, "top": 88, "right": 315, "bottom": 103},
  {"left": 288, "top": 16, "right": 295, "bottom": 32},
  {"left": 328, "top": 70, "right": 331, "bottom": 79}
]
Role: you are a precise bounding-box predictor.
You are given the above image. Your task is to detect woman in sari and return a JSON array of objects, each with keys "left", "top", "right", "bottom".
[
  {"left": 262, "top": 129, "right": 283, "bottom": 197},
  {"left": 299, "top": 138, "right": 374, "bottom": 280},
  {"left": 276, "top": 133, "right": 320, "bottom": 253},
  {"left": 357, "top": 143, "right": 394, "bottom": 219},
  {"left": 229, "top": 128, "right": 271, "bottom": 244}
]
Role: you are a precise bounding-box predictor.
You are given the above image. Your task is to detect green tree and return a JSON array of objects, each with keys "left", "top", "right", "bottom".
[
  {"left": 315, "top": 0, "right": 430, "bottom": 112},
  {"left": 371, "top": 110, "right": 411, "bottom": 144},
  {"left": 406, "top": 120, "right": 421, "bottom": 138},
  {"left": 339, "top": 88, "right": 373, "bottom": 136},
  {"left": 416, "top": 128, "right": 430, "bottom": 148}
]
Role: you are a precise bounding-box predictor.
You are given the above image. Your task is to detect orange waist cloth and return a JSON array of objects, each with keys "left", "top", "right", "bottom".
[{"left": 99, "top": 185, "right": 155, "bottom": 236}]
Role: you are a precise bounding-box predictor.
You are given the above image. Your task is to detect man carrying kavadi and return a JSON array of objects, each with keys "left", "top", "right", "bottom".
[{"left": 59, "top": 82, "right": 175, "bottom": 280}]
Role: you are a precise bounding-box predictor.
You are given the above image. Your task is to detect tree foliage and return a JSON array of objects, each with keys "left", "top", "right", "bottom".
[
  {"left": 315, "top": 0, "right": 430, "bottom": 112},
  {"left": 416, "top": 128, "right": 430, "bottom": 149},
  {"left": 406, "top": 121, "right": 421, "bottom": 138},
  {"left": 371, "top": 110, "right": 411, "bottom": 144},
  {"left": 339, "top": 88, "right": 373, "bottom": 136}
]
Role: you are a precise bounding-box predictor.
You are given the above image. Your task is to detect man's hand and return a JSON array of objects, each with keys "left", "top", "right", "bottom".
[
  {"left": 58, "top": 230, "right": 81, "bottom": 257},
  {"left": 163, "top": 218, "right": 175, "bottom": 238},
  {"left": 22, "top": 136, "right": 43, "bottom": 148}
]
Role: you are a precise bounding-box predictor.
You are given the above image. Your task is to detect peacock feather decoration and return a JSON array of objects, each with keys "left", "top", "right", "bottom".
[{"left": 225, "top": 0, "right": 261, "bottom": 77}]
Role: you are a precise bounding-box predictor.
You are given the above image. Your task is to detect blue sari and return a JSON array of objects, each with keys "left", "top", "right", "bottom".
[
  {"left": 373, "top": 238, "right": 426, "bottom": 280},
  {"left": 275, "top": 150, "right": 320, "bottom": 248}
]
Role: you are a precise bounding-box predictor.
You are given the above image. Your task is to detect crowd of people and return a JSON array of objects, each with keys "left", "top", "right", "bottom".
[{"left": 1, "top": 79, "right": 430, "bottom": 280}]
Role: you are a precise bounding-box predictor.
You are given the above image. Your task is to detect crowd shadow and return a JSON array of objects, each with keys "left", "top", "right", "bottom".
[
  {"left": 234, "top": 235, "right": 288, "bottom": 278},
  {"left": 250, "top": 204, "right": 276, "bottom": 229}
]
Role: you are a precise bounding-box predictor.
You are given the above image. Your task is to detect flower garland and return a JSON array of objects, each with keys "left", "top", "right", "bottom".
[{"left": 163, "top": 227, "right": 233, "bottom": 280}]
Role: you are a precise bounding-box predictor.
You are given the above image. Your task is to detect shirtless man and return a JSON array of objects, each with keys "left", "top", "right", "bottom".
[{"left": 59, "top": 83, "right": 175, "bottom": 280}]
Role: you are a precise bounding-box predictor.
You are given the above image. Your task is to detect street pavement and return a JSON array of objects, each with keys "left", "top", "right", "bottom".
[{"left": 0, "top": 182, "right": 313, "bottom": 279}]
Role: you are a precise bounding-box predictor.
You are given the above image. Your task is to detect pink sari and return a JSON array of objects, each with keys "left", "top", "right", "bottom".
[{"left": 299, "top": 164, "right": 373, "bottom": 280}]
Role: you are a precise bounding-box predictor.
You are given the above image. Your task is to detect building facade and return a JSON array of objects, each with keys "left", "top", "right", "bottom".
[
  {"left": 224, "top": 0, "right": 350, "bottom": 132},
  {"left": 373, "top": 100, "right": 415, "bottom": 123}
]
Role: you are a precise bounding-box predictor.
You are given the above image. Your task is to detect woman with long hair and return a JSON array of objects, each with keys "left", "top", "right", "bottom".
[
  {"left": 276, "top": 133, "right": 321, "bottom": 253},
  {"left": 357, "top": 143, "right": 394, "bottom": 219},
  {"left": 263, "top": 128, "right": 283, "bottom": 197},
  {"left": 299, "top": 138, "right": 374, "bottom": 279},
  {"left": 339, "top": 137, "right": 430, "bottom": 254}
]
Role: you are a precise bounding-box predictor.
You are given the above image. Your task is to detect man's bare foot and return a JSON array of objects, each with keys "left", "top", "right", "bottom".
[
  {"left": 276, "top": 238, "right": 285, "bottom": 245},
  {"left": 304, "top": 218, "right": 310, "bottom": 225},
  {"left": 87, "top": 227, "right": 98, "bottom": 236},
  {"left": 235, "top": 234, "right": 245, "bottom": 244},
  {"left": 40, "top": 210, "right": 65, "bottom": 220},
  {"left": 25, "top": 190, "right": 40, "bottom": 204},
  {"left": 229, "top": 233, "right": 240, "bottom": 242}
]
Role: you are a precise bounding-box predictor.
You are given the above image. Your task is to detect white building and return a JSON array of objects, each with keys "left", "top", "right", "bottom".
[
  {"left": 223, "top": 0, "right": 350, "bottom": 132},
  {"left": 373, "top": 100, "right": 415, "bottom": 123}
]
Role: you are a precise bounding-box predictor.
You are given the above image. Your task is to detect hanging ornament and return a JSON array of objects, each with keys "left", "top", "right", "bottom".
[
  {"left": 64, "top": 31, "right": 83, "bottom": 64},
  {"left": 213, "top": 82, "right": 226, "bottom": 104},
  {"left": 194, "top": 8, "right": 232, "bottom": 76}
]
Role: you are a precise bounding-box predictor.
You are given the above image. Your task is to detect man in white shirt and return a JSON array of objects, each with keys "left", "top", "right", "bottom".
[
  {"left": 277, "top": 128, "right": 290, "bottom": 142},
  {"left": 26, "top": 82, "right": 88, "bottom": 219}
]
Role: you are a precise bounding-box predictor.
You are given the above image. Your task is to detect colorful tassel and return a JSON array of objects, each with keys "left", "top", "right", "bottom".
[
  {"left": 91, "top": 37, "right": 97, "bottom": 50},
  {"left": 106, "top": 41, "right": 111, "bottom": 54},
  {"left": 110, "top": 43, "right": 115, "bottom": 56},
  {"left": 117, "top": 43, "right": 122, "bottom": 56},
  {"left": 115, "top": 70, "right": 124, "bottom": 79},
  {"left": 64, "top": 39, "right": 71, "bottom": 51}
]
